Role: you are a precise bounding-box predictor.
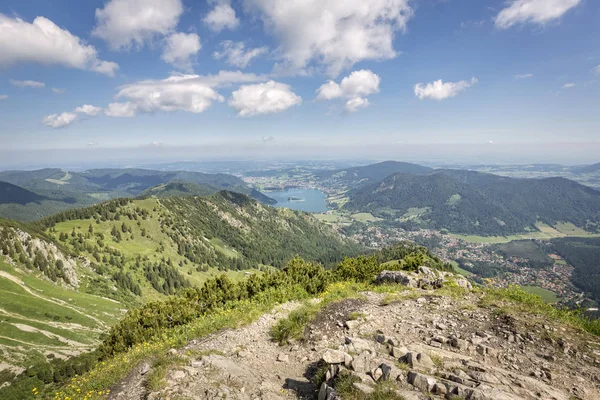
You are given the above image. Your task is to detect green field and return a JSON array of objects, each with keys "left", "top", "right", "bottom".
[
  {"left": 351, "top": 212, "right": 382, "bottom": 223},
  {"left": 519, "top": 286, "right": 560, "bottom": 303},
  {"left": 450, "top": 223, "right": 600, "bottom": 244}
]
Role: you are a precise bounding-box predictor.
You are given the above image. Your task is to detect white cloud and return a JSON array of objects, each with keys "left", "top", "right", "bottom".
[
  {"left": 52, "top": 88, "right": 65, "bottom": 94},
  {"left": 105, "top": 102, "right": 137, "bottom": 117},
  {"left": 42, "top": 112, "right": 77, "bottom": 128},
  {"left": 245, "top": 0, "right": 413, "bottom": 76},
  {"left": 593, "top": 65, "right": 600, "bottom": 74},
  {"left": 414, "top": 77, "right": 478, "bottom": 101},
  {"left": 204, "top": 1, "right": 239, "bottom": 32},
  {"left": 93, "top": 0, "right": 183, "bottom": 50},
  {"left": 561, "top": 83, "right": 576, "bottom": 89},
  {"left": 213, "top": 41, "right": 268, "bottom": 68},
  {"left": 9, "top": 79, "right": 45, "bottom": 88},
  {"left": 345, "top": 97, "right": 370, "bottom": 113},
  {"left": 103, "top": 71, "right": 269, "bottom": 118},
  {"left": 0, "top": 14, "right": 118, "bottom": 76},
  {"left": 495, "top": 0, "right": 581, "bottom": 29},
  {"left": 316, "top": 69, "right": 380, "bottom": 112},
  {"left": 42, "top": 104, "right": 104, "bottom": 128},
  {"left": 229, "top": 81, "right": 301, "bottom": 116},
  {"left": 75, "top": 104, "right": 102, "bottom": 116},
  {"left": 0, "top": 94, "right": 7, "bottom": 100},
  {"left": 339, "top": 70, "right": 381, "bottom": 98},
  {"left": 316, "top": 81, "right": 344, "bottom": 100},
  {"left": 515, "top": 73, "right": 533, "bottom": 79},
  {"left": 161, "top": 32, "right": 201, "bottom": 72}
]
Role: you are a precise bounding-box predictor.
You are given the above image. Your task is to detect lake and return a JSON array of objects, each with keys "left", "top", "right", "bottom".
[{"left": 267, "top": 188, "right": 328, "bottom": 213}]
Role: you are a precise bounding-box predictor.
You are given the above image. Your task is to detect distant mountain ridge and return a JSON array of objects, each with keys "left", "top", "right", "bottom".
[
  {"left": 573, "top": 162, "right": 600, "bottom": 174},
  {"left": 345, "top": 169, "right": 600, "bottom": 235},
  {"left": 0, "top": 168, "right": 275, "bottom": 221},
  {"left": 315, "top": 161, "right": 432, "bottom": 185}
]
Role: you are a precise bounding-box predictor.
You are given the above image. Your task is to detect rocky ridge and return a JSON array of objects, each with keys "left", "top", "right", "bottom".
[{"left": 108, "top": 269, "right": 600, "bottom": 400}]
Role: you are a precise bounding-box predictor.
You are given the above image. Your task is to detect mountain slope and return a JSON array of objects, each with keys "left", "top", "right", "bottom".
[
  {"left": 316, "top": 161, "right": 432, "bottom": 185},
  {"left": 0, "top": 181, "right": 49, "bottom": 204},
  {"left": 0, "top": 192, "right": 360, "bottom": 377},
  {"left": 345, "top": 170, "right": 600, "bottom": 235}
]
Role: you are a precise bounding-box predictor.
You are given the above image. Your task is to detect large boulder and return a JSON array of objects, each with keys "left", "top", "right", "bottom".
[{"left": 375, "top": 270, "right": 418, "bottom": 287}]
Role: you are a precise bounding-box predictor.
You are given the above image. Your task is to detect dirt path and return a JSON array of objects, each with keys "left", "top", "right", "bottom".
[{"left": 108, "top": 287, "right": 600, "bottom": 400}]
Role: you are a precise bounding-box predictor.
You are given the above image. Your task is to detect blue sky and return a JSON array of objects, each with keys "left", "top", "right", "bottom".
[{"left": 0, "top": 0, "right": 599, "bottom": 167}]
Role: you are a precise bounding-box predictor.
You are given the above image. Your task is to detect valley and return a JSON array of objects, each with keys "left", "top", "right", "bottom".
[
  {"left": 241, "top": 160, "right": 600, "bottom": 307},
  {"left": 1, "top": 160, "right": 600, "bottom": 399}
]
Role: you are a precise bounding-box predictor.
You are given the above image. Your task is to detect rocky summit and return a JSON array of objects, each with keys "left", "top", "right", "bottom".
[{"left": 107, "top": 269, "right": 600, "bottom": 400}]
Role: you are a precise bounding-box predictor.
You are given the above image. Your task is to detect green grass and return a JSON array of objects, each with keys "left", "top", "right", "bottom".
[
  {"left": 351, "top": 213, "right": 381, "bottom": 223},
  {"left": 210, "top": 237, "right": 240, "bottom": 259},
  {"left": 333, "top": 371, "right": 405, "bottom": 400},
  {"left": 555, "top": 222, "right": 589, "bottom": 235},
  {"left": 519, "top": 286, "right": 560, "bottom": 303},
  {"left": 270, "top": 302, "right": 320, "bottom": 344}
]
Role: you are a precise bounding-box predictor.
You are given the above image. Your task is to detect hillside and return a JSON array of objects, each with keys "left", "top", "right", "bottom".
[
  {"left": 0, "top": 192, "right": 360, "bottom": 386},
  {"left": 316, "top": 161, "right": 433, "bottom": 185},
  {"left": 550, "top": 237, "right": 600, "bottom": 303},
  {"left": 0, "top": 181, "right": 48, "bottom": 204},
  {"left": 4, "top": 247, "right": 600, "bottom": 400},
  {"left": 0, "top": 168, "right": 275, "bottom": 221},
  {"left": 345, "top": 170, "right": 600, "bottom": 235}
]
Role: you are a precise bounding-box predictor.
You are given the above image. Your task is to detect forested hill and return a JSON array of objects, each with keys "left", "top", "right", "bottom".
[
  {"left": 35, "top": 191, "right": 360, "bottom": 299},
  {"left": 0, "top": 181, "right": 48, "bottom": 204},
  {"left": 315, "top": 161, "right": 432, "bottom": 185},
  {"left": 345, "top": 170, "right": 600, "bottom": 235}
]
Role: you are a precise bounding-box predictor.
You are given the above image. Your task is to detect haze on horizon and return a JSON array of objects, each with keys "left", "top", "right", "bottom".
[{"left": 0, "top": 0, "right": 598, "bottom": 168}]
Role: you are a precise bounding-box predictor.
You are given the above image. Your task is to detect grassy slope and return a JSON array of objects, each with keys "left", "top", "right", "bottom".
[{"left": 0, "top": 260, "right": 124, "bottom": 369}]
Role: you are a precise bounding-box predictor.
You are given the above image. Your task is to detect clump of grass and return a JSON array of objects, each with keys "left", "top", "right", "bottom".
[
  {"left": 270, "top": 302, "right": 320, "bottom": 344},
  {"left": 333, "top": 370, "right": 405, "bottom": 400},
  {"left": 311, "top": 361, "right": 329, "bottom": 388},
  {"left": 380, "top": 293, "right": 400, "bottom": 306},
  {"left": 395, "top": 361, "right": 410, "bottom": 371},
  {"left": 428, "top": 353, "right": 444, "bottom": 369},
  {"left": 146, "top": 354, "right": 187, "bottom": 391},
  {"left": 270, "top": 281, "right": 367, "bottom": 345},
  {"left": 348, "top": 311, "right": 367, "bottom": 321},
  {"left": 482, "top": 285, "right": 600, "bottom": 337}
]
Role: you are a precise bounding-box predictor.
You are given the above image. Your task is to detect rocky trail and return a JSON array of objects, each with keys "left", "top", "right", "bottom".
[{"left": 108, "top": 270, "right": 600, "bottom": 400}]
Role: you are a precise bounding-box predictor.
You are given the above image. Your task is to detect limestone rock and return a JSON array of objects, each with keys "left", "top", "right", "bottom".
[
  {"left": 407, "top": 371, "right": 436, "bottom": 392},
  {"left": 406, "top": 352, "right": 434, "bottom": 371},
  {"left": 322, "top": 349, "right": 348, "bottom": 364}
]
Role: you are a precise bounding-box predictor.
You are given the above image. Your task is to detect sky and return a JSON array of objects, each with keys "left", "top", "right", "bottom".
[{"left": 0, "top": 0, "right": 599, "bottom": 167}]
